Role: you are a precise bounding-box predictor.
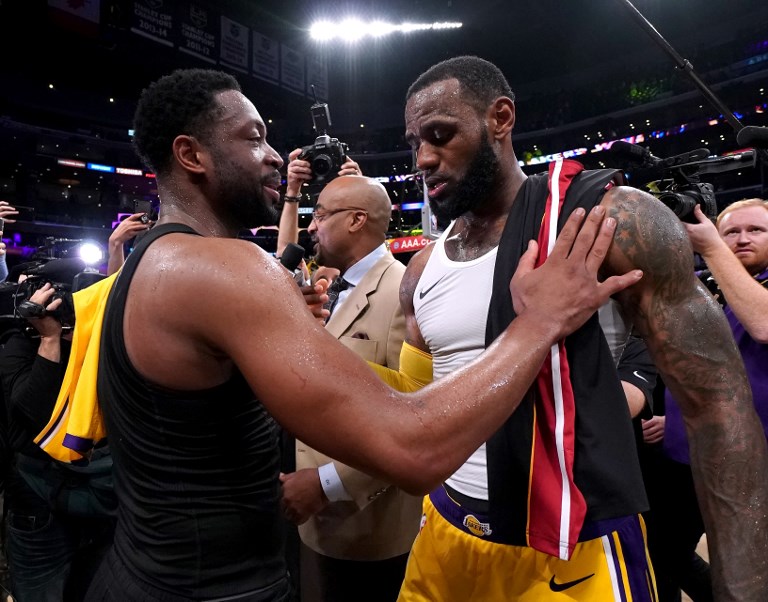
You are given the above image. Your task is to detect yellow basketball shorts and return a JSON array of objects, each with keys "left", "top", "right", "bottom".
[{"left": 398, "top": 492, "right": 657, "bottom": 601}]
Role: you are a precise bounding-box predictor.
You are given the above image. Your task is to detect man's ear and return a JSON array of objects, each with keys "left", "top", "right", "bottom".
[
  {"left": 349, "top": 210, "right": 368, "bottom": 233},
  {"left": 488, "top": 96, "right": 515, "bottom": 141},
  {"left": 173, "top": 135, "right": 206, "bottom": 174}
]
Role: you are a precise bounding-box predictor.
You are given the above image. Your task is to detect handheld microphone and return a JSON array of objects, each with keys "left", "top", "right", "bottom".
[
  {"left": 736, "top": 126, "right": 768, "bottom": 149},
  {"left": 610, "top": 141, "right": 663, "bottom": 168},
  {"left": 279, "top": 243, "right": 308, "bottom": 286}
]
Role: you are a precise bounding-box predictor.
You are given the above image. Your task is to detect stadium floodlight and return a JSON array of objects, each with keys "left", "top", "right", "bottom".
[
  {"left": 309, "top": 20, "right": 337, "bottom": 41},
  {"left": 369, "top": 20, "right": 397, "bottom": 38},
  {"left": 346, "top": 19, "right": 371, "bottom": 42},
  {"left": 309, "top": 19, "right": 462, "bottom": 42}
]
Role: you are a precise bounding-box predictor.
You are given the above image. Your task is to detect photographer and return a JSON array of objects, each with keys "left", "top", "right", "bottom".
[
  {"left": 107, "top": 211, "right": 153, "bottom": 277},
  {"left": 0, "top": 271, "right": 115, "bottom": 600},
  {"left": 684, "top": 199, "right": 768, "bottom": 341},
  {"left": 277, "top": 148, "right": 361, "bottom": 258}
]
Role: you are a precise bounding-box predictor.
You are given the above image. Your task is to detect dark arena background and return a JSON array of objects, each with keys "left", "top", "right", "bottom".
[{"left": 1, "top": 0, "right": 767, "bottom": 270}]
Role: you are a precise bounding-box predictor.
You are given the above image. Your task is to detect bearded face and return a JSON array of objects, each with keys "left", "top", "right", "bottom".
[
  {"left": 210, "top": 145, "right": 279, "bottom": 229},
  {"left": 429, "top": 135, "right": 501, "bottom": 224}
]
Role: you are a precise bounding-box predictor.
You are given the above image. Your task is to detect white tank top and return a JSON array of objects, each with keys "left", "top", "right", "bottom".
[{"left": 414, "top": 224, "right": 498, "bottom": 500}]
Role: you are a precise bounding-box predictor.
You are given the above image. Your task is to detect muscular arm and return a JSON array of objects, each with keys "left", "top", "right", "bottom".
[
  {"left": 130, "top": 207, "right": 637, "bottom": 497},
  {"left": 602, "top": 186, "right": 768, "bottom": 602}
]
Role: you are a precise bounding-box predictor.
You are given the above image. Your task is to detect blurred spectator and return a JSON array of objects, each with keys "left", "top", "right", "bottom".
[
  {"left": 0, "top": 269, "right": 116, "bottom": 601},
  {"left": 0, "top": 201, "right": 20, "bottom": 284}
]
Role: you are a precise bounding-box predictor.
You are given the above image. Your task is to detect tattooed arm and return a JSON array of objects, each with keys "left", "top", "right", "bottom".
[{"left": 600, "top": 186, "right": 768, "bottom": 602}]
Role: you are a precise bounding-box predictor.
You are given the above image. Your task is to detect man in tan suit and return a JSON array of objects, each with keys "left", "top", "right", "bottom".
[{"left": 280, "top": 174, "right": 421, "bottom": 602}]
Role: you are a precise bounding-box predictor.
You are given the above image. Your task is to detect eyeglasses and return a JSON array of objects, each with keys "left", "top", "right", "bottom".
[{"left": 311, "top": 207, "right": 368, "bottom": 224}]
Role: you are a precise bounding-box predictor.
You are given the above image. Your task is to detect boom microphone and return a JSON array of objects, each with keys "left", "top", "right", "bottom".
[
  {"left": 662, "top": 148, "right": 710, "bottom": 167},
  {"left": 26, "top": 258, "right": 88, "bottom": 284},
  {"left": 736, "top": 126, "right": 768, "bottom": 149},
  {"left": 610, "top": 141, "right": 663, "bottom": 168},
  {"left": 279, "top": 243, "right": 308, "bottom": 286}
]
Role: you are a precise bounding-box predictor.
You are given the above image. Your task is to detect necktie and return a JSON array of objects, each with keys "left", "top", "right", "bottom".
[{"left": 324, "top": 277, "right": 350, "bottom": 316}]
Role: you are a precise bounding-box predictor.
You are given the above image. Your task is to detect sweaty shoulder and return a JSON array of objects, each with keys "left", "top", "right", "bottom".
[
  {"left": 125, "top": 234, "right": 290, "bottom": 389},
  {"left": 600, "top": 185, "right": 698, "bottom": 321},
  {"left": 135, "top": 234, "right": 276, "bottom": 296},
  {"left": 600, "top": 185, "right": 692, "bottom": 276}
]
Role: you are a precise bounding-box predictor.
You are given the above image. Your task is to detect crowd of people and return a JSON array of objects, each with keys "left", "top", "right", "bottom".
[
  {"left": 0, "top": 55, "right": 764, "bottom": 602},
  {"left": 0, "top": 205, "right": 152, "bottom": 599}
]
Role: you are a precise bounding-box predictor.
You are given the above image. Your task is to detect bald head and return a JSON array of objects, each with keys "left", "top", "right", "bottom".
[
  {"left": 309, "top": 176, "right": 394, "bottom": 272},
  {"left": 320, "top": 176, "right": 392, "bottom": 238}
]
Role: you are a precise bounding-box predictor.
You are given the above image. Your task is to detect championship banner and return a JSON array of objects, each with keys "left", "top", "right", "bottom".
[
  {"left": 178, "top": 3, "right": 217, "bottom": 64},
  {"left": 387, "top": 235, "right": 428, "bottom": 254},
  {"left": 220, "top": 15, "right": 249, "bottom": 74},
  {"left": 130, "top": 0, "right": 175, "bottom": 47},
  {"left": 280, "top": 44, "right": 305, "bottom": 95},
  {"left": 252, "top": 32, "right": 280, "bottom": 84},
  {"left": 306, "top": 55, "right": 329, "bottom": 101}
]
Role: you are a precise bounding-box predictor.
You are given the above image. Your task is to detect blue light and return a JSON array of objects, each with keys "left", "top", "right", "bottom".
[
  {"left": 400, "top": 202, "right": 424, "bottom": 211},
  {"left": 87, "top": 163, "right": 115, "bottom": 173}
]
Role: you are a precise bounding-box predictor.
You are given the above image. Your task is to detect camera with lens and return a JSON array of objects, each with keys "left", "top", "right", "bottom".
[
  {"left": 608, "top": 142, "right": 756, "bottom": 223},
  {"left": 298, "top": 87, "right": 349, "bottom": 186},
  {"left": 649, "top": 179, "right": 718, "bottom": 223},
  {"left": 299, "top": 135, "right": 348, "bottom": 186},
  {"left": 0, "top": 258, "right": 106, "bottom": 334},
  {"left": 646, "top": 148, "right": 756, "bottom": 223},
  {"left": 14, "top": 278, "right": 75, "bottom": 326}
]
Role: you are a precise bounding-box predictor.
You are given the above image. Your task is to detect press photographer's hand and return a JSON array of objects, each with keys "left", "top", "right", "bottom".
[
  {"left": 110, "top": 212, "right": 152, "bottom": 249},
  {"left": 286, "top": 148, "right": 313, "bottom": 196},
  {"left": 683, "top": 204, "right": 723, "bottom": 257},
  {"left": 337, "top": 157, "right": 362, "bottom": 177},
  {"left": 0, "top": 200, "right": 19, "bottom": 223},
  {"left": 25, "top": 282, "right": 64, "bottom": 338}
]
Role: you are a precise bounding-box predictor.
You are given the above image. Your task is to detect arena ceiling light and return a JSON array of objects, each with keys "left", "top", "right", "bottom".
[{"left": 309, "top": 19, "right": 462, "bottom": 42}]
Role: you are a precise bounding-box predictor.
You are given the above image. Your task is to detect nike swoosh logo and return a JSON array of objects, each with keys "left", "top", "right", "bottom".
[
  {"left": 418, "top": 276, "right": 446, "bottom": 300},
  {"left": 633, "top": 370, "right": 649, "bottom": 383},
  {"left": 549, "top": 573, "right": 595, "bottom": 592}
]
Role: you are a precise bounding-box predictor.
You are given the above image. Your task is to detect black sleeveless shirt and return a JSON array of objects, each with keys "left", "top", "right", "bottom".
[{"left": 97, "top": 224, "right": 286, "bottom": 599}]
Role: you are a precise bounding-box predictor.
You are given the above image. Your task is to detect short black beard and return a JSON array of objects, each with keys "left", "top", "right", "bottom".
[
  {"left": 212, "top": 149, "right": 279, "bottom": 229},
  {"left": 224, "top": 179, "right": 279, "bottom": 229},
  {"left": 430, "top": 136, "right": 500, "bottom": 225}
]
